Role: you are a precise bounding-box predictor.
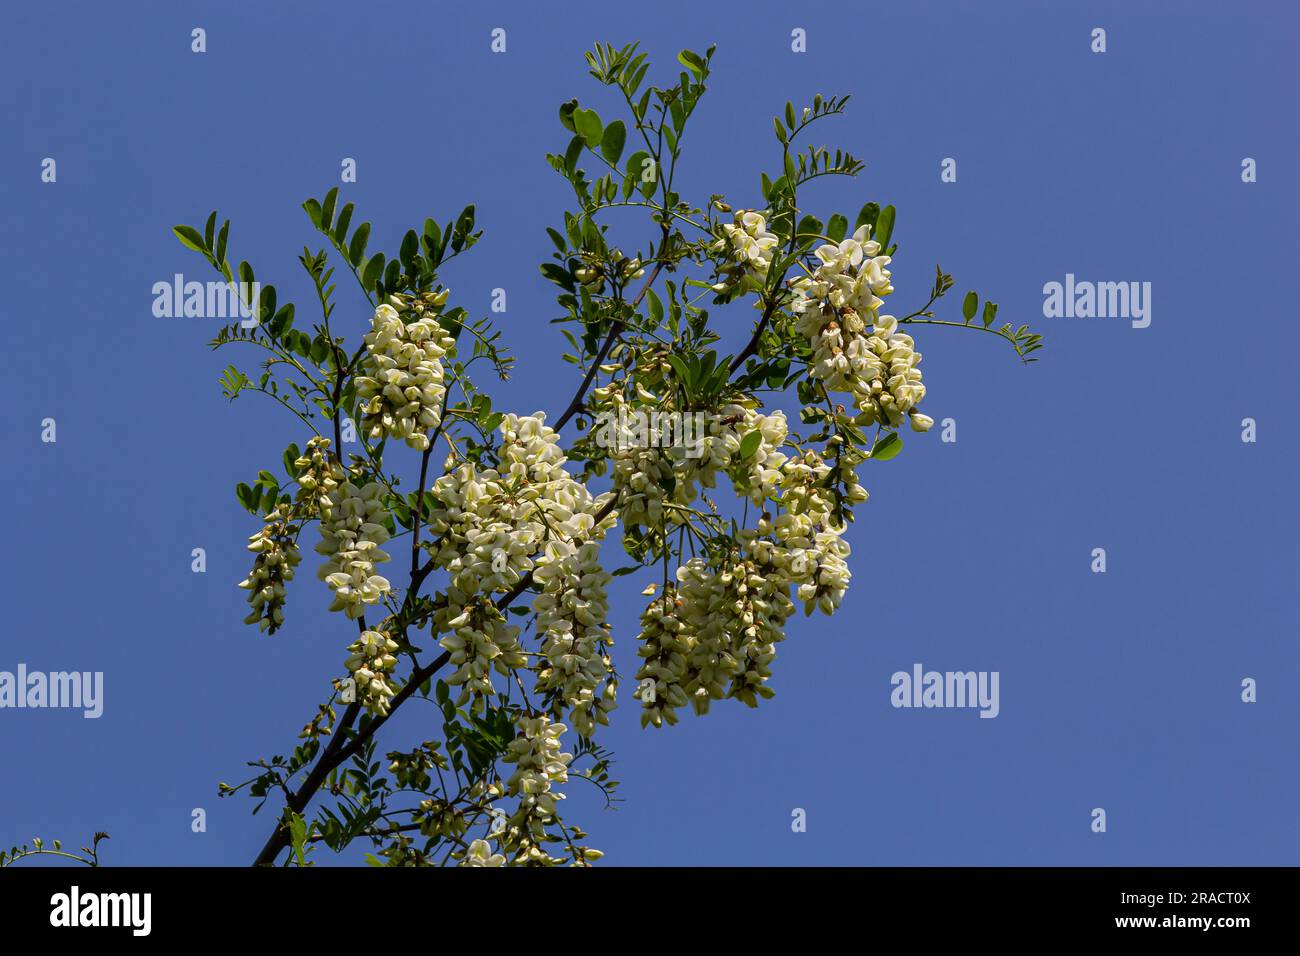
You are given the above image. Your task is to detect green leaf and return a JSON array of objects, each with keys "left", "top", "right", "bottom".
[
  {"left": 320, "top": 188, "right": 339, "bottom": 231},
  {"left": 302, "top": 199, "right": 323, "bottom": 229},
  {"left": 558, "top": 99, "right": 579, "bottom": 132},
  {"left": 600, "top": 120, "right": 626, "bottom": 165},
  {"left": 871, "top": 432, "right": 903, "bottom": 461},
  {"left": 677, "top": 49, "right": 706, "bottom": 76},
  {"left": 361, "top": 254, "right": 385, "bottom": 293},
  {"left": 982, "top": 300, "right": 998, "bottom": 328},
  {"left": 962, "top": 291, "right": 978, "bottom": 323},
  {"left": 874, "top": 205, "right": 896, "bottom": 251},
  {"left": 348, "top": 222, "right": 370, "bottom": 267},
  {"left": 215, "top": 221, "right": 229, "bottom": 265},
  {"left": 563, "top": 135, "right": 584, "bottom": 175},
  {"left": 666, "top": 354, "right": 693, "bottom": 391},
  {"left": 795, "top": 214, "right": 824, "bottom": 245},
  {"left": 624, "top": 150, "right": 650, "bottom": 199},
  {"left": 268, "top": 303, "right": 294, "bottom": 337},
  {"left": 258, "top": 285, "right": 277, "bottom": 326},
  {"left": 738, "top": 430, "right": 763, "bottom": 459},
  {"left": 573, "top": 108, "right": 603, "bottom": 148},
  {"left": 332, "top": 202, "right": 354, "bottom": 244},
  {"left": 539, "top": 262, "right": 574, "bottom": 292},
  {"left": 827, "top": 214, "right": 848, "bottom": 243},
  {"left": 400, "top": 229, "right": 419, "bottom": 268},
  {"left": 173, "top": 225, "right": 206, "bottom": 254},
  {"left": 645, "top": 287, "right": 664, "bottom": 324},
  {"left": 854, "top": 202, "right": 880, "bottom": 233}
]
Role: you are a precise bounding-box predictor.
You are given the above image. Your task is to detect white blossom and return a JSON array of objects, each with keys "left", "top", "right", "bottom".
[
  {"left": 712, "top": 210, "right": 780, "bottom": 290},
  {"left": 292, "top": 436, "right": 341, "bottom": 518},
  {"left": 356, "top": 296, "right": 456, "bottom": 451},
  {"left": 345, "top": 629, "right": 400, "bottom": 715},
  {"left": 497, "top": 715, "right": 574, "bottom": 865},
  {"left": 426, "top": 413, "right": 616, "bottom": 714},
  {"left": 316, "top": 479, "right": 392, "bottom": 618},
  {"left": 459, "top": 838, "right": 505, "bottom": 867},
  {"left": 238, "top": 504, "right": 301, "bottom": 634}
]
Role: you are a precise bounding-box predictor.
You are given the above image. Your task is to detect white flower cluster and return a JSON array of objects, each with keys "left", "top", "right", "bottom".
[
  {"left": 532, "top": 539, "right": 617, "bottom": 737},
  {"left": 712, "top": 210, "right": 780, "bottom": 290},
  {"left": 499, "top": 715, "right": 573, "bottom": 865},
  {"left": 678, "top": 556, "right": 793, "bottom": 710},
  {"left": 238, "top": 504, "right": 301, "bottom": 634},
  {"left": 315, "top": 479, "right": 393, "bottom": 618},
  {"left": 427, "top": 413, "right": 615, "bottom": 714},
  {"left": 634, "top": 555, "right": 796, "bottom": 728},
  {"left": 355, "top": 295, "right": 456, "bottom": 451},
  {"left": 504, "top": 715, "right": 571, "bottom": 816},
  {"left": 590, "top": 388, "right": 790, "bottom": 538},
  {"left": 460, "top": 838, "right": 506, "bottom": 867},
  {"left": 601, "top": 438, "right": 671, "bottom": 533},
  {"left": 632, "top": 591, "right": 689, "bottom": 727},
  {"left": 440, "top": 599, "right": 527, "bottom": 710},
  {"left": 790, "top": 227, "right": 932, "bottom": 432},
  {"left": 344, "top": 629, "right": 400, "bottom": 715},
  {"left": 723, "top": 405, "right": 789, "bottom": 505},
  {"left": 791, "top": 225, "right": 893, "bottom": 317},
  {"left": 748, "top": 449, "right": 859, "bottom": 615},
  {"left": 749, "top": 511, "right": 852, "bottom": 616},
  {"left": 849, "top": 315, "right": 929, "bottom": 431},
  {"left": 292, "top": 436, "right": 341, "bottom": 517}
]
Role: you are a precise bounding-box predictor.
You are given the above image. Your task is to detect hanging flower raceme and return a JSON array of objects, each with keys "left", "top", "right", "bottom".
[
  {"left": 677, "top": 554, "right": 796, "bottom": 711},
  {"left": 427, "top": 412, "right": 616, "bottom": 714},
  {"left": 633, "top": 554, "right": 795, "bottom": 728},
  {"left": 439, "top": 598, "right": 527, "bottom": 711},
  {"left": 721, "top": 404, "right": 789, "bottom": 505},
  {"left": 633, "top": 589, "right": 693, "bottom": 728},
  {"left": 848, "top": 314, "right": 929, "bottom": 431},
  {"left": 712, "top": 210, "right": 780, "bottom": 291},
  {"left": 790, "top": 224, "right": 893, "bottom": 318},
  {"left": 532, "top": 538, "right": 617, "bottom": 737},
  {"left": 292, "top": 436, "right": 342, "bottom": 518},
  {"left": 344, "top": 629, "right": 401, "bottom": 715},
  {"left": 788, "top": 226, "right": 932, "bottom": 432},
  {"left": 238, "top": 503, "right": 301, "bottom": 634},
  {"left": 496, "top": 715, "right": 575, "bottom": 865},
  {"left": 355, "top": 294, "right": 456, "bottom": 452},
  {"left": 316, "top": 478, "right": 393, "bottom": 618}
]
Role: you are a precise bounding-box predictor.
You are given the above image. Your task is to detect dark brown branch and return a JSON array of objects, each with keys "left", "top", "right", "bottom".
[
  {"left": 554, "top": 257, "right": 666, "bottom": 431},
  {"left": 729, "top": 296, "right": 780, "bottom": 373}
]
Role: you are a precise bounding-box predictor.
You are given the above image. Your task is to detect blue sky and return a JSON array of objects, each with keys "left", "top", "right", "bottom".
[{"left": 2, "top": 0, "right": 1297, "bottom": 866}]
